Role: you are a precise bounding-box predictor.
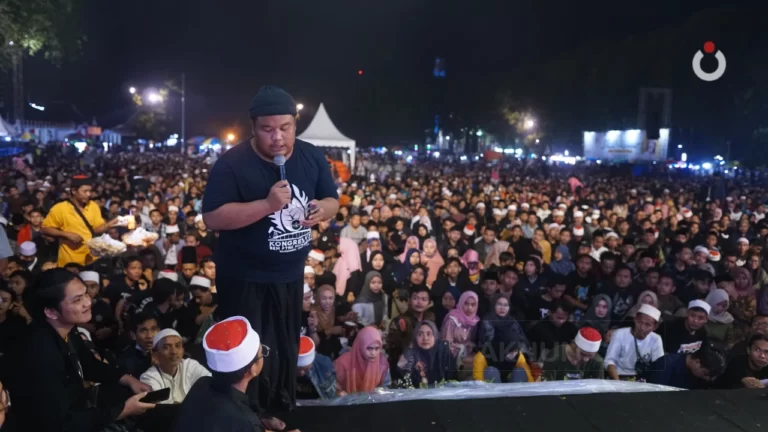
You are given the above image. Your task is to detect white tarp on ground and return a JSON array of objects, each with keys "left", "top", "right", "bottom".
[
  {"left": 298, "top": 103, "right": 356, "bottom": 170},
  {"left": 298, "top": 379, "right": 682, "bottom": 407},
  {"left": 0, "top": 115, "right": 15, "bottom": 136}
]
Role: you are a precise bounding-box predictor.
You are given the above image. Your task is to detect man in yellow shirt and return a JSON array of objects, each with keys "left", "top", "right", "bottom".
[{"left": 42, "top": 175, "right": 118, "bottom": 267}]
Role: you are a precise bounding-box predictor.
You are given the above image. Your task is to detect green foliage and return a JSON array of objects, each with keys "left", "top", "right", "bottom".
[
  {"left": 134, "top": 88, "right": 172, "bottom": 141},
  {"left": 0, "top": 0, "right": 85, "bottom": 69}
]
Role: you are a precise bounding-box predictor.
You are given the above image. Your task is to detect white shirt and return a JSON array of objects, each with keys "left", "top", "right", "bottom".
[
  {"left": 589, "top": 246, "right": 609, "bottom": 262},
  {"left": 140, "top": 358, "right": 211, "bottom": 404},
  {"left": 603, "top": 327, "right": 664, "bottom": 376},
  {"left": 165, "top": 243, "right": 178, "bottom": 266}
]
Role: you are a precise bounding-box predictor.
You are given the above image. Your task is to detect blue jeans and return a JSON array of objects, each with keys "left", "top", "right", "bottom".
[{"left": 483, "top": 366, "right": 528, "bottom": 383}]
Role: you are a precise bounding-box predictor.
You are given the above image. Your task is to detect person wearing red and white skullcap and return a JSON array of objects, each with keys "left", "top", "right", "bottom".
[
  {"left": 175, "top": 317, "right": 298, "bottom": 432},
  {"left": 541, "top": 327, "right": 605, "bottom": 381},
  {"left": 295, "top": 335, "right": 337, "bottom": 400}
]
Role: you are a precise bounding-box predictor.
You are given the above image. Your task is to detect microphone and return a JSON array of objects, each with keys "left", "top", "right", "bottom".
[{"left": 273, "top": 155, "right": 289, "bottom": 208}]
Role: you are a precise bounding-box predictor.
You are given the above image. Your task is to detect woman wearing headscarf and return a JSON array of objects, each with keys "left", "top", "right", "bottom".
[
  {"left": 312, "top": 284, "right": 353, "bottom": 359},
  {"left": 730, "top": 266, "right": 757, "bottom": 342},
  {"left": 399, "top": 321, "right": 456, "bottom": 388},
  {"left": 705, "top": 289, "right": 735, "bottom": 347},
  {"left": 581, "top": 294, "right": 613, "bottom": 356},
  {"left": 549, "top": 245, "right": 575, "bottom": 276},
  {"left": 460, "top": 249, "right": 483, "bottom": 286},
  {"left": 334, "top": 326, "right": 391, "bottom": 395},
  {"left": 432, "top": 285, "right": 459, "bottom": 329},
  {"left": 484, "top": 240, "right": 510, "bottom": 268},
  {"left": 333, "top": 237, "right": 364, "bottom": 299},
  {"left": 396, "top": 249, "right": 422, "bottom": 285},
  {"left": 352, "top": 271, "right": 388, "bottom": 328},
  {"left": 413, "top": 223, "right": 432, "bottom": 245},
  {"left": 440, "top": 291, "right": 480, "bottom": 367},
  {"left": 399, "top": 236, "right": 421, "bottom": 262},
  {"left": 619, "top": 290, "right": 658, "bottom": 327},
  {"left": 475, "top": 294, "right": 534, "bottom": 383},
  {"left": 421, "top": 239, "right": 445, "bottom": 287}
]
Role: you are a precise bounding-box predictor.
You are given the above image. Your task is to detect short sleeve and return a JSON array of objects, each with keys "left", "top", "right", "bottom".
[
  {"left": 202, "top": 159, "right": 241, "bottom": 213},
  {"left": 42, "top": 203, "right": 64, "bottom": 229},
  {"left": 312, "top": 148, "right": 339, "bottom": 201}
]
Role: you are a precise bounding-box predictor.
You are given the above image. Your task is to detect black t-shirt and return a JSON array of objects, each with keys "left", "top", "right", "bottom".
[
  {"left": 715, "top": 355, "right": 768, "bottom": 389},
  {"left": 203, "top": 140, "right": 338, "bottom": 283},
  {"left": 526, "top": 295, "right": 555, "bottom": 322},
  {"left": 566, "top": 271, "right": 597, "bottom": 308},
  {"left": 296, "top": 375, "right": 320, "bottom": 399},
  {"left": 658, "top": 318, "right": 707, "bottom": 354}
]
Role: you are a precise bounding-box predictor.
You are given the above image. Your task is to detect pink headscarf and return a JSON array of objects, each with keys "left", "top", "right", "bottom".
[
  {"left": 461, "top": 249, "right": 480, "bottom": 275},
  {"left": 444, "top": 291, "right": 480, "bottom": 328},
  {"left": 380, "top": 206, "right": 393, "bottom": 221},
  {"left": 333, "top": 326, "right": 389, "bottom": 394},
  {"left": 333, "top": 237, "right": 363, "bottom": 296},
  {"left": 399, "top": 236, "right": 421, "bottom": 262},
  {"left": 421, "top": 239, "right": 445, "bottom": 287}
]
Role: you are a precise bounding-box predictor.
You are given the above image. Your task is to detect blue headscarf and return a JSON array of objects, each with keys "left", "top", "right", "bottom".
[
  {"left": 396, "top": 249, "right": 422, "bottom": 283},
  {"left": 549, "top": 245, "right": 575, "bottom": 275}
]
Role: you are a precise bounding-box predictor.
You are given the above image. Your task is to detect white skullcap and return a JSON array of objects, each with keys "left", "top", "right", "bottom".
[
  {"left": 168, "top": 206, "right": 179, "bottom": 213},
  {"left": 638, "top": 304, "right": 661, "bottom": 322},
  {"left": 190, "top": 275, "right": 211, "bottom": 288},
  {"left": 153, "top": 328, "right": 182, "bottom": 349},
  {"left": 166, "top": 224, "right": 180, "bottom": 234},
  {"left": 19, "top": 241, "right": 36, "bottom": 257},
  {"left": 80, "top": 271, "right": 100, "bottom": 284},
  {"left": 688, "top": 300, "right": 711, "bottom": 316},
  {"left": 304, "top": 266, "right": 315, "bottom": 275}
]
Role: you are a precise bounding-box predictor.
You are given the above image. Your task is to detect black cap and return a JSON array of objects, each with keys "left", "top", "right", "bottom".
[{"left": 248, "top": 86, "right": 297, "bottom": 119}]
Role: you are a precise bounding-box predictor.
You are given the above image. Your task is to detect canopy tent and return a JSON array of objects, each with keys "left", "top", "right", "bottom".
[
  {"left": 298, "top": 103, "right": 356, "bottom": 170},
  {"left": 0, "top": 115, "right": 15, "bottom": 137}
]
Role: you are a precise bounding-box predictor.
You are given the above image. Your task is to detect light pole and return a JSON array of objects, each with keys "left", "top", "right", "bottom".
[{"left": 129, "top": 73, "right": 186, "bottom": 154}]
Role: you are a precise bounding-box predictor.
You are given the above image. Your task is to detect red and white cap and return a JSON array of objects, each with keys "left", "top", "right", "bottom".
[
  {"left": 573, "top": 226, "right": 585, "bottom": 237},
  {"left": 681, "top": 208, "right": 693, "bottom": 219},
  {"left": 308, "top": 249, "right": 325, "bottom": 262},
  {"left": 708, "top": 249, "right": 721, "bottom": 262},
  {"left": 204, "top": 316, "right": 261, "bottom": 373},
  {"left": 157, "top": 270, "right": 179, "bottom": 282},
  {"left": 464, "top": 225, "right": 475, "bottom": 236},
  {"left": 297, "top": 335, "right": 316, "bottom": 367},
  {"left": 574, "top": 327, "right": 602, "bottom": 353}
]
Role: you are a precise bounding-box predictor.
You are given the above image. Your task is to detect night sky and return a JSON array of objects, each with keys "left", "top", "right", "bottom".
[{"left": 20, "top": 0, "right": 753, "bottom": 149}]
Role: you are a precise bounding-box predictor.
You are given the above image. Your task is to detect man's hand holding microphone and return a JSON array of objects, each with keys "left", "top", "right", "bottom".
[{"left": 267, "top": 180, "right": 292, "bottom": 212}]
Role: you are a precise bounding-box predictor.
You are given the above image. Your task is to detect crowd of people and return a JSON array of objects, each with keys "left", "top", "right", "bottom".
[{"left": 1, "top": 141, "right": 768, "bottom": 431}]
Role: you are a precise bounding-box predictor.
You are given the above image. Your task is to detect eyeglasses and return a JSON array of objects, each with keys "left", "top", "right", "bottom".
[{"left": 256, "top": 344, "right": 271, "bottom": 361}]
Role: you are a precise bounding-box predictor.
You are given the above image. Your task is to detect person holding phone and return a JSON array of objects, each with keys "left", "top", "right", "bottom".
[
  {"left": 9, "top": 269, "right": 156, "bottom": 431},
  {"left": 202, "top": 86, "right": 339, "bottom": 427}
]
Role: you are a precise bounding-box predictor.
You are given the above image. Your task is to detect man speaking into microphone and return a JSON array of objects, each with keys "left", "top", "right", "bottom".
[{"left": 202, "top": 86, "right": 338, "bottom": 425}]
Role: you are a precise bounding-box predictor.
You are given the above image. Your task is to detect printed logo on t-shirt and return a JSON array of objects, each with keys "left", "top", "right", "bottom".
[
  {"left": 678, "top": 341, "right": 702, "bottom": 354},
  {"left": 268, "top": 184, "right": 312, "bottom": 253}
]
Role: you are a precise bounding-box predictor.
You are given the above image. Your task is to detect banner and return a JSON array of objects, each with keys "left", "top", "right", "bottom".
[{"left": 583, "top": 129, "right": 669, "bottom": 161}]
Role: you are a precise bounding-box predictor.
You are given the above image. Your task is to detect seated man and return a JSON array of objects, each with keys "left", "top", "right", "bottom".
[
  {"left": 604, "top": 304, "right": 665, "bottom": 380},
  {"left": 716, "top": 334, "right": 768, "bottom": 389},
  {"left": 140, "top": 328, "right": 211, "bottom": 404},
  {"left": 296, "top": 335, "right": 337, "bottom": 400},
  {"left": 542, "top": 327, "right": 605, "bottom": 381},
  {"left": 174, "top": 316, "right": 298, "bottom": 432},
  {"left": 10, "top": 269, "right": 156, "bottom": 431},
  {"left": 646, "top": 341, "right": 727, "bottom": 389},
  {"left": 118, "top": 311, "right": 160, "bottom": 378}
]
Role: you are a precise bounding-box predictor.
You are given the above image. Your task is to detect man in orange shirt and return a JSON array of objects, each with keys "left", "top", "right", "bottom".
[{"left": 41, "top": 175, "right": 118, "bottom": 267}]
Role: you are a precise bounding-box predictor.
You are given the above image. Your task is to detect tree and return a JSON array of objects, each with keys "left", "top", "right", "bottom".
[
  {"left": 133, "top": 89, "right": 172, "bottom": 142},
  {"left": 0, "top": 0, "right": 85, "bottom": 69},
  {"left": 499, "top": 96, "right": 543, "bottom": 148}
]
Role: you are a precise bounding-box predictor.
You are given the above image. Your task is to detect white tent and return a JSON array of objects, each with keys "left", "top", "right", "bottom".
[
  {"left": 0, "top": 115, "right": 15, "bottom": 137},
  {"left": 298, "top": 103, "right": 356, "bottom": 170}
]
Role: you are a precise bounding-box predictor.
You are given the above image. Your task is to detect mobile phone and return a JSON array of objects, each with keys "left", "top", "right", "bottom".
[
  {"left": 140, "top": 388, "right": 170, "bottom": 403},
  {"left": 306, "top": 202, "right": 319, "bottom": 219}
]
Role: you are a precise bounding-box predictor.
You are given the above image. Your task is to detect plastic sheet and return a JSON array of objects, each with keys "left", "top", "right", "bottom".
[{"left": 298, "top": 379, "right": 683, "bottom": 407}]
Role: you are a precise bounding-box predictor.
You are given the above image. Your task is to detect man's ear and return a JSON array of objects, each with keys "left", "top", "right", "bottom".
[
  {"left": 43, "top": 307, "right": 59, "bottom": 321},
  {"left": 130, "top": 331, "right": 137, "bottom": 341}
]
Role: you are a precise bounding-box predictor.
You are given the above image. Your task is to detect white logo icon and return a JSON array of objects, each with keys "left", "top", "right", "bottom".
[
  {"left": 267, "top": 184, "right": 311, "bottom": 253},
  {"left": 692, "top": 41, "right": 726, "bottom": 82}
]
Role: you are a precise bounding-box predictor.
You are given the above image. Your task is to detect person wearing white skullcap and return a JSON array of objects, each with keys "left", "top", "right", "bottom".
[
  {"left": 304, "top": 265, "right": 316, "bottom": 289},
  {"left": 295, "top": 335, "right": 337, "bottom": 399},
  {"left": 18, "top": 241, "right": 39, "bottom": 272},
  {"left": 604, "top": 304, "right": 664, "bottom": 379},
  {"left": 657, "top": 300, "right": 710, "bottom": 354},
  {"left": 140, "top": 328, "right": 211, "bottom": 404},
  {"left": 541, "top": 327, "right": 605, "bottom": 381},
  {"left": 188, "top": 276, "right": 217, "bottom": 327},
  {"left": 175, "top": 316, "right": 278, "bottom": 431}
]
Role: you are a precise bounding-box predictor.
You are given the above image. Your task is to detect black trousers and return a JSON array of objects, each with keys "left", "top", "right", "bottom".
[{"left": 215, "top": 277, "right": 303, "bottom": 414}]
